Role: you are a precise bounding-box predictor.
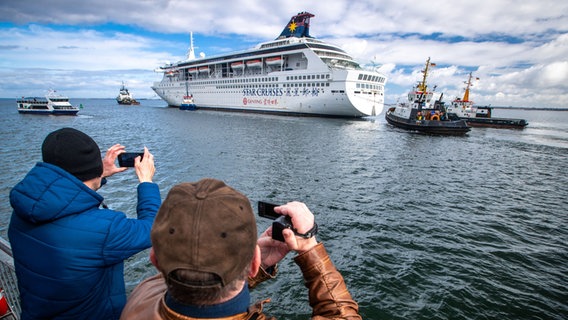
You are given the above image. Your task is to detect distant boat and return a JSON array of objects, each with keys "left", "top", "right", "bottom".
[
  {"left": 180, "top": 95, "right": 196, "bottom": 111},
  {"left": 116, "top": 82, "right": 140, "bottom": 105},
  {"left": 179, "top": 80, "right": 196, "bottom": 111},
  {"left": 16, "top": 90, "right": 79, "bottom": 115},
  {"left": 446, "top": 73, "right": 528, "bottom": 129},
  {"left": 385, "top": 58, "right": 470, "bottom": 135}
]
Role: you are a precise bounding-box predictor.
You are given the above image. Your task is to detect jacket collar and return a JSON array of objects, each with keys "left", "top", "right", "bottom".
[{"left": 164, "top": 284, "right": 250, "bottom": 318}]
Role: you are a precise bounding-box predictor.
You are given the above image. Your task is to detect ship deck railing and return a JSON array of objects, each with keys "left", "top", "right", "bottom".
[{"left": 0, "top": 237, "right": 20, "bottom": 319}]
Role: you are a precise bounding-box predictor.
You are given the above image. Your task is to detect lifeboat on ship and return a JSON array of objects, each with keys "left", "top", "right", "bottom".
[
  {"left": 246, "top": 60, "right": 262, "bottom": 68},
  {"left": 231, "top": 61, "right": 244, "bottom": 71},
  {"left": 188, "top": 68, "right": 198, "bottom": 75},
  {"left": 198, "top": 66, "right": 210, "bottom": 73},
  {"left": 265, "top": 57, "right": 283, "bottom": 66}
]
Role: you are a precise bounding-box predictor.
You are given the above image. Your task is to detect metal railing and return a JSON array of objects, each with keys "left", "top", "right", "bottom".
[{"left": 0, "top": 237, "right": 20, "bottom": 319}]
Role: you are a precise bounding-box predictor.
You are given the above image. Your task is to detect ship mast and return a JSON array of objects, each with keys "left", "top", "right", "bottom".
[
  {"left": 186, "top": 32, "right": 196, "bottom": 61},
  {"left": 417, "top": 57, "right": 433, "bottom": 93},
  {"left": 462, "top": 72, "right": 473, "bottom": 102}
]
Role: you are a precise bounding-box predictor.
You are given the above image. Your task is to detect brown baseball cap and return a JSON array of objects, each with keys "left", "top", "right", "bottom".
[{"left": 151, "top": 178, "right": 257, "bottom": 289}]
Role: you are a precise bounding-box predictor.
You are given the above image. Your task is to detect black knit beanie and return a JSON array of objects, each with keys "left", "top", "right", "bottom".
[{"left": 42, "top": 127, "right": 103, "bottom": 181}]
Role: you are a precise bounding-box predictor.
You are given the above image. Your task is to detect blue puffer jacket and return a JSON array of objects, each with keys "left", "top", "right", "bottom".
[{"left": 8, "top": 162, "right": 161, "bottom": 320}]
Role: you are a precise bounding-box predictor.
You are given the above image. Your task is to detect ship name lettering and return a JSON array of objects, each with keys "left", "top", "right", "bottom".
[{"left": 242, "top": 88, "right": 284, "bottom": 97}]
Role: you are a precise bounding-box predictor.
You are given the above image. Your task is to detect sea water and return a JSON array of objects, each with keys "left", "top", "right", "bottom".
[{"left": 0, "top": 99, "right": 566, "bottom": 319}]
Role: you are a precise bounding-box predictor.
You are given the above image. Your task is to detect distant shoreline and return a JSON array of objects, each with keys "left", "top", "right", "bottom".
[
  {"left": 491, "top": 106, "right": 568, "bottom": 111},
  {"left": 383, "top": 103, "right": 568, "bottom": 111}
]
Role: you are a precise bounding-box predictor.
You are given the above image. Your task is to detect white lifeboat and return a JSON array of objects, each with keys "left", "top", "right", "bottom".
[
  {"left": 198, "top": 66, "right": 210, "bottom": 73},
  {"left": 231, "top": 61, "right": 244, "bottom": 70},
  {"left": 188, "top": 68, "right": 198, "bottom": 74},
  {"left": 265, "top": 57, "right": 282, "bottom": 66},
  {"left": 246, "top": 60, "right": 262, "bottom": 68}
]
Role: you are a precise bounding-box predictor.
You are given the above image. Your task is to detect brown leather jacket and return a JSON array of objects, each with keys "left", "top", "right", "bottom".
[{"left": 120, "top": 243, "right": 361, "bottom": 319}]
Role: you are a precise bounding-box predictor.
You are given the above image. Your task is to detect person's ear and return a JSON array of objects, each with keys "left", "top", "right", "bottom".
[
  {"left": 249, "top": 245, "right": 261, "bottom": 277},
  {"left": 149, "top": 247, "right": 159, "bottom": 269}
]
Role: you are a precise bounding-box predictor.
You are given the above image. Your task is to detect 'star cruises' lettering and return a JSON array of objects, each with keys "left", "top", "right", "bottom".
[{"left": 242, "top": 88, "right": 322, "bottom": 97}]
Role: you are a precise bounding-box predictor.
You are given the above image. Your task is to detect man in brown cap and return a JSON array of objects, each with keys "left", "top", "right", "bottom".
[{"left": 121, "top": 178, "right": 360, "bottom": 319}]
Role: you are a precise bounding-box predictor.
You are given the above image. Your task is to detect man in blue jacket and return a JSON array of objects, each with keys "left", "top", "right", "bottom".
[{"left": 8, "top": 127, "right": 161, "bottom": 320}]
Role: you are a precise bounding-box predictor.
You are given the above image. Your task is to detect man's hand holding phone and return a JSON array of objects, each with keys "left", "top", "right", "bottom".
[
  {"left": 258, "top": 201, "right": 318, "bottom": 254},
  {"left": 133, "top": 147, "right": 154, "bottom": 183}
]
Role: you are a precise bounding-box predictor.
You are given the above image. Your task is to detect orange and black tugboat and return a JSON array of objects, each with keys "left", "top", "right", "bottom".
[{"left": 385, "top": 58, "right": 470, "bottom": 135}]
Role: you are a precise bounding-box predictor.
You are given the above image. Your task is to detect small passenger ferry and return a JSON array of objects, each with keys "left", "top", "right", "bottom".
[{"left": 17, "top": 90, "right": 79, "bottom": 115}]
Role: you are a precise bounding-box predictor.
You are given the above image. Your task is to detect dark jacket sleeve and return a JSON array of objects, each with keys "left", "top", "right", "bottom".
[{"left": 294, "top": 243, "right": 362, "bottom": 319}]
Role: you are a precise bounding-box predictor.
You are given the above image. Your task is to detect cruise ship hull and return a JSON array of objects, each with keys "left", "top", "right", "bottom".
[{"left": 153, "top": 70, "right": 383, "bottom": 118}]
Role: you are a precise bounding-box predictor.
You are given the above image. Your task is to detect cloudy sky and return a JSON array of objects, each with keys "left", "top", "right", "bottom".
[{"left": 1, "top": 0, "right": 567, "bottom": 108}]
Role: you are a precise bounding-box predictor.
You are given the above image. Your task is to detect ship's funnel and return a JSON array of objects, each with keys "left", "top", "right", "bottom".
[{"left": 277, "top": 11, "right": 315, "bottom": 39}]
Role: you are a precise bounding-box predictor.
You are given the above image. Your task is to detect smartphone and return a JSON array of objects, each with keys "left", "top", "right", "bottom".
[
  {"left": 258, "top": 201, "right": 292, "bottom": 242},
  {"left": 118, "top": 152, "right": 144, "bottom": 167},
  {"left": 258, "top": 201, "right": 280, "bottom": 220}
]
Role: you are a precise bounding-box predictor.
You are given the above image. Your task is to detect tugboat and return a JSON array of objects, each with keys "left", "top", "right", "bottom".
[
  {"left": 385, "top": 58, "right": 470, "bottom": 135},
  {"left": 180, "top": 94, "right": 196, "bottom": 110},
  {"left": 446, "top": 73, "right": 528, "bottom": 129},
  {"left": 116, "top": 82, "right": 140, "bottom": 105},
  {"left": 179, "top": 80, "right": 196, "bottom": 111}
]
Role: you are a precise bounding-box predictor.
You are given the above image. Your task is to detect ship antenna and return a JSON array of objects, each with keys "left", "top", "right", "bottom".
[{"left": 187, "top": 32, "right": 196, "bottom": 61}]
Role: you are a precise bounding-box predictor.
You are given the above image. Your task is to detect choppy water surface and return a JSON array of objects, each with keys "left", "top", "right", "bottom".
[{"left": 1, "top": 99, "right": 567, "bottom": 319}]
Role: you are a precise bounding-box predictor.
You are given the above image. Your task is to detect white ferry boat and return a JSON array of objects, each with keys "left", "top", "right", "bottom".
[
  {"left": 152, "top": 12, "right": 387, "bottom": 118},
  {"left": 16, "top": 90, "right": 79, "bottom": 115}
]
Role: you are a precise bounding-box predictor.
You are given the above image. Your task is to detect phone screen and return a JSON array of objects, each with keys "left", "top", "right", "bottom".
[
  {"left": 118, "top": 152, "right": 144, "bottom": 167},
  {"left": 258, "top": 201, "right": 280, "bottom": 220}
]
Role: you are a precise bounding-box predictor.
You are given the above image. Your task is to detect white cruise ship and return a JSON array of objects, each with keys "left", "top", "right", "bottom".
[{"left": 152, "top": 11, "right": 387, "bottom": 118}]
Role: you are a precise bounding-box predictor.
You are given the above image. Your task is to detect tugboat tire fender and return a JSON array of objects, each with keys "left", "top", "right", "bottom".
[{"left": 431, "top": 115, "right": 440, "bottom": 121}]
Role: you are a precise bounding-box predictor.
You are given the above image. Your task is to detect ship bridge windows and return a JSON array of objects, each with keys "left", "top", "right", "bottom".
[
  {"left": 357, "top": 74, "right": 386, "bottom": 83},
  {"left": 356, "top": 83, "right": 381, "bottom": 92}
]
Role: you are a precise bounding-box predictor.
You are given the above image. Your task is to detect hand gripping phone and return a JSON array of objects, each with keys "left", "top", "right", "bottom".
[
  {"left": 118, "top": 152, "right": 144, "bottom": 167},
  {"left": 258, "top": 201, "right": 292, "bottom": 242}
]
